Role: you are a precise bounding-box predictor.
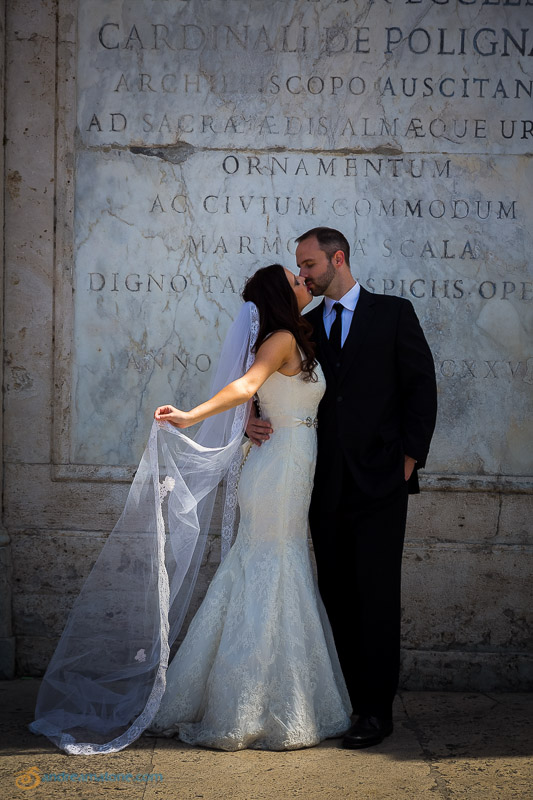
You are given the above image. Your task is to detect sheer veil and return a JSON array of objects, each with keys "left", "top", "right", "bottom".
[{"left": 30, "top": 301, "right": 260, "bottom": 754}]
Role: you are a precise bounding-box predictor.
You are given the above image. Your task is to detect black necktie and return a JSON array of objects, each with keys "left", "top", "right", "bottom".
[{"left": 329, "top": 302, "right": 343, "bottom": 354}]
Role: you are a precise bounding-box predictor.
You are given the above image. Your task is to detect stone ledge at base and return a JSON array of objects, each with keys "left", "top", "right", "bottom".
[{"left": 401, "top": 649, "right": 533, "bottom": 692}]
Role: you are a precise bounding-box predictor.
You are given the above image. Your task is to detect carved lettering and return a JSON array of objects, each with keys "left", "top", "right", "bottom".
[
  {"left": 126, "top": 351, "right": 212, "bottom": 373},
  {"left": 435, "top": 359, "right": 531, "bottom": 379},
  {"left": 221, "top": 155, "right": 452, "bottom": 178},
  {"left": 83, "top": 109, "right": 533, "bottom": 143},
  {"left": 385, "top": 25, "right": 533, "bottom": 56}
]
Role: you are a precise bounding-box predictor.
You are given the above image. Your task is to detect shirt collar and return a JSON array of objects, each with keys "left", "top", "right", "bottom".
[{"left": 323, "top": 281, "right": 360, "bottom": 316}]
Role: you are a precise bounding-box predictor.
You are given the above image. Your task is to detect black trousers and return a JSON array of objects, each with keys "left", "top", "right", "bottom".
[{"left": 309, "top": 461, "right": 409, "bottom": 720}]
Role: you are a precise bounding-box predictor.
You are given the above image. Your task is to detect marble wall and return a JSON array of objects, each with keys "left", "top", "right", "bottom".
[{"left": 2, "top": 0, "right": 532, "bottom": 686}]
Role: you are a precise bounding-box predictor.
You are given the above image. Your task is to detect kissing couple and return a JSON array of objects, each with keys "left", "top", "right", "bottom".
[{"left": 31, "top": 227, "right": 437, "bottom": 754}]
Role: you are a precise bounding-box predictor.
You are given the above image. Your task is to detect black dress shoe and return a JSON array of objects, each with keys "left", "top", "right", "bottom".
[{"left": 342, "top": 715, "right": 393, "bottom": 749}]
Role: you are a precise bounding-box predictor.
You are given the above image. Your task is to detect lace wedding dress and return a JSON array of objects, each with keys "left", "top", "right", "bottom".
[{"left": 149, "top": 363, "right": 352, "bottom": 750}]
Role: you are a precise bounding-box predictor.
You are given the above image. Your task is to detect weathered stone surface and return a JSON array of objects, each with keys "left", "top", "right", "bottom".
[
  {"left": 498, "top": 493, "right": 533, "bottom": 544},
  {"left": 71, "top": 147, "right": 533, "bottom": 474},
  {"left": 407, "top": 491, "right": 533, "bottom": 545},
  {"left": 406, "top": 492, "right": 500, "bottom": 543},
  {"left": 0, "top": 0, "right": 15, "bottom": 680},
  {"left": 47, "top": 0, "right": 532, "bottom": 481},
  {"left": 78, "top": 0, "right": 533, "bottom": 156},
  {"left": 401, "top": 649, "right": 533, "bottom": 692},
  {"left": 11, "top": 528, "right": 221, "bottom": 673},
  {"left": 3, "top": 465, "right": 130, "bottom": 531},
  {"left": 403, "top": 543, "right": 533, "bottom": 651},
  {"left": 401, "top": 691, "right": 533, "bottom": 757},
  {"left": 55, "top": 0, "right": 533, "bottom": 487},
  {"left": 2, "top": 0, "right": 532, "bottom": 688},
  {"left": 3, "top": 0, "right": 56, "bottom": 467}
]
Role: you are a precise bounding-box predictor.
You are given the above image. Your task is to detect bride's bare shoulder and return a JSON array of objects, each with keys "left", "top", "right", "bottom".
[{"left": 258, "top": 330, "right": 296, "bottom": 353}]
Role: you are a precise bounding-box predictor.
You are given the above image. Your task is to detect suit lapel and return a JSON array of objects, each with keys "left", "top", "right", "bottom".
[{"left": 337, "top": 287, "right": 376, "bottom": 385}]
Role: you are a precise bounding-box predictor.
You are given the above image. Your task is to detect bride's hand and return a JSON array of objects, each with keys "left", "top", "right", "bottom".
[{"left": 154, "top": 405, "right": 194, "bottom": 428}]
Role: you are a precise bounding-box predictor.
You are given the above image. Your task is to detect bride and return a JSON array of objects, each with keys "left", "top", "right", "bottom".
[{"left": 30, "top": 264, "right": 351, "bottom": 754}]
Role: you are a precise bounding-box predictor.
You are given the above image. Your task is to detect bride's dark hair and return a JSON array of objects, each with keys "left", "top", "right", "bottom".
[{"left": 242, "top": 264, "right": 317, "bottom": 382}]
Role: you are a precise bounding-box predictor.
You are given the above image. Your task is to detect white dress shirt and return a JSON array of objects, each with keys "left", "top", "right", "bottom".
[{"left": 322, "top": 282, "right": 361, "bottom": 348}]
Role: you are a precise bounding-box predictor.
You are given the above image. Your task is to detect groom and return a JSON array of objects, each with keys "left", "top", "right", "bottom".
[{"left": 248, "top": 227, "right": 437, "bottom": 748}]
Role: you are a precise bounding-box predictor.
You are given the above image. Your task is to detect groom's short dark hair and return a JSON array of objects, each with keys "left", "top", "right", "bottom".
[{"left": 296, "top": 227, "right": 350, "bottom": 267}]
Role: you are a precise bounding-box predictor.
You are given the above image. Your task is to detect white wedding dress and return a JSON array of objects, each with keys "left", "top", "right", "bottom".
[{"left": 149, "top": 362, "right": 352, "bottom": 750}]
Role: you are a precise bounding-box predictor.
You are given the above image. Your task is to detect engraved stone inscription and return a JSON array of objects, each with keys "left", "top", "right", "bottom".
[
  {"left": 78, "top": 1, "right": 533, "bottom": 153},
  {"left": 70, "top": 1, "right": 532, "bottom": 478}
]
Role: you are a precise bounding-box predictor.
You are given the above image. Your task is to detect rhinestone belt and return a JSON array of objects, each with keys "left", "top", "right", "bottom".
[{"left": 269, "top": 415, "right": 318, "bottom": 429}]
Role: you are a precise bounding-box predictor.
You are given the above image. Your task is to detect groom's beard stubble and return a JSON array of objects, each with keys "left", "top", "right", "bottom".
[{"left": 305, "top": 259, "right": 336, "bottom": 297}]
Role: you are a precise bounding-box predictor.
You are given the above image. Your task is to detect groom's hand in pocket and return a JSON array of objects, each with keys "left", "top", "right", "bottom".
[
  {"left": 246, "top": 414, "right": 273, "bottom": 446},
  {"left": 404, "top": 455, "right": 417, "bottom": 481}
]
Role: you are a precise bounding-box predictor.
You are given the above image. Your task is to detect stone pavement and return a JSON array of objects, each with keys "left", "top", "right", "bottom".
[{"left": 1, "top": 680, "right": 531, "bottom": 800}]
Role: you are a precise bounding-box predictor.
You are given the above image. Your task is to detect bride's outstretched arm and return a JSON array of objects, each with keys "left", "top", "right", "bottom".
[{"left": 154, "top": 331, "right": 294, "bottom": 429}]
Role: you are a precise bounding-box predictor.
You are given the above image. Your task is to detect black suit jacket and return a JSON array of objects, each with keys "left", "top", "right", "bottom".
[{"left": 305, "top": 287, "right": 437, "bottom": 502}]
